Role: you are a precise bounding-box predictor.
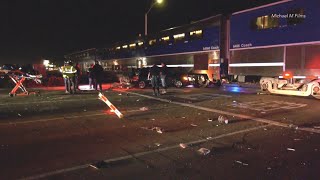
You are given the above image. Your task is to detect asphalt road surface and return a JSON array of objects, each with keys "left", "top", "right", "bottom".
[{"left": 0, "top": 85, "right": 319, "bottom": 180}]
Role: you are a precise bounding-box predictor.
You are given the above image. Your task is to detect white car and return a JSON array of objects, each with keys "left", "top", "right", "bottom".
[{"left": 260, "top": 77, "right": 320, "bottom": 99}]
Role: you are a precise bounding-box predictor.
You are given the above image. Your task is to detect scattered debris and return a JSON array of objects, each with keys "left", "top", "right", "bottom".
[
  {"left": 17, "top": 113, "right": 22, "bottom": 117},
  {"left": 294, "top": 138, "right": 302, "bottom": 141},
  {"left": 218, "top": 115, "right": 228, "bottom": 124},
  {"left": 118, "top": 93, "right": 122, "bottom": 96},
  {"left": 198, "top": 148, "right": 211, "bottom": 155},
  {"left": 191, "top": 124, "right": 198, "bottom": 127},
  {"left": 208, "top": 119, "right": 213, "bottom": 122},
  {"left": 141, "top": 126, "right": 164, "bottom": 134},
  {"left": 182, "top": 117, "right": 186, "bottom": 119},
  {"left": 267, "top": 167, "right": 272, "bottom": 170},
  {"left": 261, "top": 111, "right": 266, "bottom": 114},
  {"left": 264, "top": 128, "right": 268, "bottom": 131},
  {"left": 83, "top": 109, "right": 87, "bottom": 112},
  {"left": 287, "top": 148, "right": 296, "bottom": 152},
  {"left": 156, "top": 127, "right": 163, "bottom": 134},
  {"left": 180, "top": 143, "right": 188, "bottom": 149},
  {"left": 235, "top": 160, "right": 249, "bottom": 166},
  {"left": 206, "top": 137, "right": 213, "bottom": 140},
  {"left": 140, "top": 107, "right": 149, "bottom": 111},
  {"left": 216, "top": 125, "right": 219, "bottom": 127},
  {"left": 136, "top": 99, "right": 140, "bottom": 102},
  {"left": 151, "top": 118, "right": 156, "bottom": 121},
  {"left": 155, "top": 143, "right": 161, "bottom": 147}
]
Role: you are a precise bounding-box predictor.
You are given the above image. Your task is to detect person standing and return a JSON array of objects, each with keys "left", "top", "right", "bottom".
[
  {"left": 87, "top": 64, "right": 94, "bottom": 89},
  {"left": 75, "top": 63, "right": 81, "bottom": 90},
  {"left": 148, "top": 64, "right": 160, "bottom": 96},
  {"left": 160, "top": 62, "right": 168, "bottom": 94},
  {"left": 92, "top": 61, "right": 104, "bottom": 91},
  {"left": 60, "top": 61, "right": 77, "bottom": 94}
]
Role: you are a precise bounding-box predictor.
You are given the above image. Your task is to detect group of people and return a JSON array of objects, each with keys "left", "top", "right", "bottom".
[
  {"left": 60, "top": 60, "right": 104, "bottom": 94},
  {"left": 87, "top": 61, "right": 104, "bottom": 91},
  {"left": 148, "top": 63, "right": 168, "bottom": 96}
]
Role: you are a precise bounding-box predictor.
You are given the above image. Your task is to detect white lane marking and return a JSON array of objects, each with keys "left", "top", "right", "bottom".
[
  {"left": 0, "top": 109, "right": 142, "bottom": 126},
  {"left": 21, "top": 124, "right": 270, "bottom": 180},
  {"left": 118, "top": 90, "right": 320, "bottom": 134},
  {"left": 228, "top": 100, "right": 307, "bottom": 112}
]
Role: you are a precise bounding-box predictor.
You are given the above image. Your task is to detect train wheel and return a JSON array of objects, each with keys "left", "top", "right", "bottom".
[
  {"left": 139, "top": 81, "right": 146, "bottom": 89},
  {"left": 175, "top": 80, "right": 183, "bottom": 88}
]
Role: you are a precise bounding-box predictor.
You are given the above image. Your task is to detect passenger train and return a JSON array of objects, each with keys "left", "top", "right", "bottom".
[{"left": 65, "top": 0, "right": 320, "bottom": 83}]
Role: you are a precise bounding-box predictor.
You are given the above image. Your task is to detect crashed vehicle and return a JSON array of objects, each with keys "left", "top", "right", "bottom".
[
  {"left": 260, "top": 77, "right": 320, "bottom": 99},
  {"left": 132, "top": 68, "right": 213, "bottom": 89}
]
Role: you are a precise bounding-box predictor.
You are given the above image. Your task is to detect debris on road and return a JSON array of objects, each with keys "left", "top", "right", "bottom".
[
  {"left": 180, "top": 143, "right": 188, "bottom": 149},
  {"left": 118, "top": 93, "right": 122, "bottom": 96},
  {"left": 198, "top": 148, "right": 211, "bottom": 155},
  {"left": 182, "top": 117, "right": 186, "bottom": 119},
  {"left": 155, "top": 127, "right": 163, "bottom": 134},
  {"left": 151, "top": 118, "right": 156, "bottom": 121},
  {"left": 141, "top": 126, "right": 164, "bottom": 134},
  {"left": 218, "top": 115, "right": 228, "bottom": 124},
  {"left": 17, "top": 113, "right": 22, "bottom": 117},
  {"left": 136, "top": 99, "right": 140, "bottom": 102},
  {"left": 208, "top": 119, "right": 213, "bottom": 122},
  {"left": 206, "top": 137, "right": 213, "bottom": 140},
  {"left": 235, "top": 160, "right": 249, "bottom": 166},
  {"left": 140, "top": 107, "right": 149, "bottom": 111},
  {"left": 191, "top": 123, "right": 198, "bottom": 127},
  {"left": 287, "top": 148, "right": 296, "bottom": 152},
  {"left": 155, "top": 143, "right": 161, "bottom": 147}
]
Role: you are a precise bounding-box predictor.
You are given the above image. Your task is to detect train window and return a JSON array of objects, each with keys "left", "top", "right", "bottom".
[
  {"left": 122, "top": 45, "right": 128, "bottom": 49},
  {"left": 189, "top": 30, "right": 203, "bottom": 40},
  {"left": 173, "top": 33, "right": 185, "bottom": 42},
  {"left": 116, "top": 46, "right": 121, "bottom": 50},
  {"left": 149, "top": 39, "right": 157, "bottom": 46},
  {"left": 129, "top": 43, "right": 136, "bottom": 49},
  {"left": 287, "top": 8, "right": 305, "bottom": 25},
  {"left": 251, "top": 15, "right": 279, "bottom": 30},
  {"left": 138, "top": 41, "right": 144, "bottom": 46}
]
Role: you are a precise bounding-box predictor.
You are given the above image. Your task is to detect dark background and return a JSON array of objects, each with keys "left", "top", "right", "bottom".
[{"left": 0, "top": 0, "right": 279, "bottom": 64}]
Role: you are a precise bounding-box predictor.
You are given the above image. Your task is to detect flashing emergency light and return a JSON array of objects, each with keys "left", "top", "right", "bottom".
[
  {"left": 98, "top": 92, "right": 124, "bottom": 118},
  {"left": 282, "top": 71, "right": 293, "bottom": 79}
]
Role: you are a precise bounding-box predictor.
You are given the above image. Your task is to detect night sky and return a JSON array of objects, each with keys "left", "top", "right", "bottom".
[{"left": 0, "top": 0, "right": 279, "bottom": 65}]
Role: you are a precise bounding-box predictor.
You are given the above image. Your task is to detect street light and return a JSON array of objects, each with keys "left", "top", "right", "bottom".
[{"left": 145, "top": 0, "right": 164, "bottom": 36}]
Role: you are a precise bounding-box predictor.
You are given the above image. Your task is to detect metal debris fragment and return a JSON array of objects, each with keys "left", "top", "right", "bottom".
[
  {"left": 180, "top": 143, "right": 188, "bottom": 149},
  {"left": 235, "top": 160, "right": 249, "bottom": 166},
  {"left": 198, "top": 148, "right": 210, "bottom": 155},
  {"left": 140, "top": 107, "right": 149, "bottom": 111},
  {"left": 218, "top": 115, "right": 228, "bottom": 124},
  {"left": 287, "top": 148, "right": 296, "bottom": 151},
  {"left": 191, "top": 124, "right": 198, "bottom": 127}
]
